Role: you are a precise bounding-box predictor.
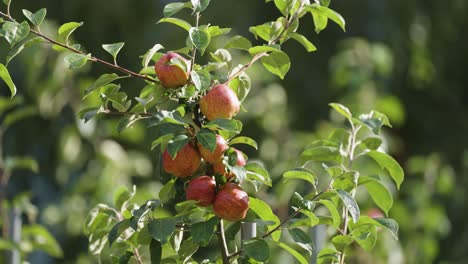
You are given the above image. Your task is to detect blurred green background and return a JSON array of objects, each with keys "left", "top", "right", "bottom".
[{"left": 1, "top": 0, "right": 467, "bottom": 263}]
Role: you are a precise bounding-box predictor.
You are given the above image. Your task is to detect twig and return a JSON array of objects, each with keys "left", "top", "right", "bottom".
[
  {"left": 217, "top": 221, "right": 230, "bottom": 264},
  {"left": 0, "top": 11, "right": 155, "bottom": 83}
]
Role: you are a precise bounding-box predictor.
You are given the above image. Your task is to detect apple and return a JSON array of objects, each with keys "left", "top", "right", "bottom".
[
  {"left": 155, "top": 52, "right": 189, "bottom": 88},
  {"left": 198, "top": 134, "right": 228, "bottom": 163},
  {"left": 186, "top": 176, "right": 216, "bottom": 206},
  {"left": 162, "top": 143, "right": 201, "bottom": 178},
  {"left": 213, "top": 183, "right": 249, "bottom": 221},
  {"left": 200, "top": 84, "right": 240, "bottom": 121},
  {"left": 213, "top": 148, "right": 246, "bottom": 179}
]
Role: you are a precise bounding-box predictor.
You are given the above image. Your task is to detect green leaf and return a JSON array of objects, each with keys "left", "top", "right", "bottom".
[
  {"left": 361, "top": 177, "right": 393, "bottom": 215},
  {"left": 207, "top": 26, "right": 231, "bottom": 38},
  {"left": 224, "top": 35, "right": 252, "bottom": 50},
  {"left": 248, "top": 45, "right": 281, "bottom": 55},
  {"left": 306, "top": 4, "right": 346, "bottom": 32},
  {"left": 336, "top": 190, "right": 360, "bottom": 223},
  {"left": 108, "top": 219, "right": 131, "bottom": 246},
  {"left": 4, "top": 157, "right": 39, "bottom": 173},
  {"left": 196, "top": 128, "right": 217, "bottom": 152},
  {"left": 289, "top": 228, "right": 313, "bottom": 254},
  {"left": 277, "top": 242, "right": 309, "bottom": 264},
  {"left": 366, "top": 151, "right": 404, "bottom": 189},
  {"left": 159, "top": 179, "right": 176, "bottom": 204},
  {"left": 191, "top": 0, "right": 211, "bottom": 12},
  {"left": 148, "top": 218, "right": 177, "bottom": 244},
  {"left": 130, "top": 200, "right": 159, "bottom": 230},
  {"left": 301, "top": 146, "right": 342, "bottom": 163},
  {"left": 142, "top": 44, "right": 164, "bottom": 68},
  {"left": 228, "top": 67, "right": 251, "bottom": 102},
  {"left": 229, "top": 136, "right": 258, "bottom": 150},
  {"left": 179, "top": 238, "right": 199, "bottom": 263},
  {"left": 189, "top": 26, "right": 211, "bottom": 54},
  {"left": 102, "top": 42, "right": 125, "bottom": 62},
  {"left": 290, "top": 33, "right": 317, "bottom": 52},
  {"left": 249, "top": 197, "right": 281, "bottom": 241},
  {"left": 150, "top": 239, "right": 162, "bottom": 264},
  {"left": 158, "top": 17, "right": 192, "bottom": 32},
  {"left": 22, "top": 8, "right": 47, "bottom": 27},
  {"left": 360, "top": 137, "right": 383, "bottom": 150},
  {"left": 0, "top": 63, "right": 16, "bottom": 98},
  {"left": 329, "top": 103, "right": 352, "bottom": 120},
  {"left": 6, "top": 37, "right": 43, "bottom": 65},
  {"left": 190, "top": 69, "right": 211, "bottom": 91},
  {"left": 2, "top": 21, "right": 30, "bottom": 47},
  {"left": 317, "top": 248, "right": 339, "bottom": 264},
  {"left": 245, "top": 162, "right": 272, "bottom": 187},
  {"left": 151, "top": 134, "right": 175, "bottom": 150},
  {"left": 58, "top": 21, "right": 83, "bottom": 44},
  {"left": 204, "top": 118, "right": 242, "bottom": 133},
  {"left": 114, "top": 185, "right": 135, "bottom": 211},
  {"left": 85, "top": 73, "right": 123, "bottom": 97},
  {"left": 244, "top": 238, "right": 269, "bottom": 262},
  {"left": 3, "top": 0, "right": 11, "bottom": 6},
  {"left": 64, "top": 53, "right": 91, "bottom": 69},
  {"left": 22, "top": 224, "right": 63, "bottom": 257},
  {"left": 119, "top": 252, "right": 133, "bottom": 264},
  {"left": 316, "top": 200, "right": 340, "bottom": 228},
  {"left": 167, "top": 135, "right": 190, "bottom": 159},
  {"left": 249, "top": 22, "right": 282, "bottom": 42},
  {"left": 260, "top": 51, "right": 290, "bottom": 79},
  {"left": 290, "top": 192, "right": 314, "bottom": 212},
  {"left": 164, "top": 2, "right": 191, "bottom": 17},
  {"left": 350, "top": 224, "right": 377, "bottom": 251},
  {"left": 311, "top": 10, "right": 328, "bottom": 34},
  {"left": 357, "top": 110, "right": 392, "bottom": 134},
  {"left": 273, "top": 0, "right": 289, "bottom": 16},
  {"left": 331, "top": 235, "right": 354, "bottom": 252},
  {"left": 190, "top": 217, "right": 219, "bottom": 246},
  {"left": 0, "top": 239, "right": 19, "bottom": 251},
  {"left": 283, "top": 168, "right": 316, "bottom": 185},
  {"left": 78, "top": 107, "right": 102, "bottom": 123},
  {"left": 375, "top": 218, "right": 399, "bottom": 239}
]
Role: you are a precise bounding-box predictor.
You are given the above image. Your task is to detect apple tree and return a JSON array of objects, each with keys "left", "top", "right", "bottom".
[{"left": 0, "top": 0, "right": 404, "bottom": 263}]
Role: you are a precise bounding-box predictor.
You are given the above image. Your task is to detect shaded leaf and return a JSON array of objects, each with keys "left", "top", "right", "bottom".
[
  {"left": 244, "top": 238, "right": 269, "bottom": 262},
  {"left": 191, "top": 217, "right": 218, "bottom": 246},
  {"left": 366, "top": 151, "right": 404, "bottom": 189},
  {"left": 336, "top": 190, "right": 360, "bottom": 223},
  {"left": 301, "top": 146, "right": 342, "bottom": 163},
  {"left": 22, "top": 224, "right": 63, "bottom": 257},
  {"left": 108, "top": 219, "right": 130, "bottom": 246},
  {"left": 289, "top": 228, "right": 313, "bottom": 254},
  {"left": 148, "top": 218, "right": 177, "bottom": 244},
  {"left": 224, "top": 35, "right": 252, "bottom": 50},
  {"left": 6, "top": 37, "right": 43, "bottom": 65},
  {"left": 277, "top": 242, "right": 308, "bottom": 264},
  {"left": 167, "top": 135, "right": 190, "bottom": 159},
  {"left": 196, "top": 128, "right": 217, "bottom": 152},
  {"left": 2, "top": 21, "right": 30, "bottom": 47},
  {"left": 4, "top": 156, "right": 38, "bottom": 173},
  {"left": 0, "top": 63, "right": 16, "bottom": 98},
  {"left": 191, "top": 0, "right": 211, "bottom": 12},
  {"left": 283, "top": 168, "right": 316, "bottom": 185},
  {"left": 150, "top": 239, "right": 162, "bottom": 264},
  {"left": 249, "top": 197, "right": 281, "bottom": 241},
  {"left": 316, "top": 200, "right": 340, "bottom": 228},
  {"left": 164, "top": 2, "right": 191, "bottom": 17},
  {"left": 64, "top": 53, "right": 91, "bottom": 69},
  {"left": 22, "top": 8, "right": 47, "bottom": 27}
]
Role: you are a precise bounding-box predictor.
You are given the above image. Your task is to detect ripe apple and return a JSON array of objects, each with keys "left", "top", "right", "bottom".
[
  {"left": 213, "top": 183, "right": 249, "bottom": 221},
  {"left": 186, "top": 176, "right": 216, "bottom": 206},
  {"left": 213, "top": 148, "right": 246, "bottom": 179},
  {"left": 155, "top": 52, "right": 189, "bottom": 88},
  {"left": 200, "top": 84, "right": 240, "bottom": 121},
  {"left": 198, "top": 134, "right": 228, "bottom": 163},
  {"left": 162, "top": 143, "right": 201, "bottom": 178}
]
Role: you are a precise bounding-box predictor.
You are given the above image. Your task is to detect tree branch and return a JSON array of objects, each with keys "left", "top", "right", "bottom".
[{"left": 217, "top": 221, "right": 230, "bottom": 264}]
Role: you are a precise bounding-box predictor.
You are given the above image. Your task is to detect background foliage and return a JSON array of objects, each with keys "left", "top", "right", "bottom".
[{"left": 1, "top": 0, "right": 467, "bottom": 263}]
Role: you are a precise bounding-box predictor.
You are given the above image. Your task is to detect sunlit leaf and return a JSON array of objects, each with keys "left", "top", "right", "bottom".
[
  {"left": 260, "top": 50, "right": 290, "bottom": 79},
  {"left": 366, "top": 151, "right": 404, "bottom": 189},
  {"left": 0, "top": 63, "right": 16, "bottom": 98},
  {"left": 336, "top": 190, "right": 360, "bottom": 223},
  {"left": 158, "top": 17, "right": 191, "bottom": 32},
  {"left": 22, "top": 8, "right": 47, "bottom": 27}
]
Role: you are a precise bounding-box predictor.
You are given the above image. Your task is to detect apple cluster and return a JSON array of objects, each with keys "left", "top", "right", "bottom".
[{"left": 156, "top": 52, "right": 249, "bottom": 222}]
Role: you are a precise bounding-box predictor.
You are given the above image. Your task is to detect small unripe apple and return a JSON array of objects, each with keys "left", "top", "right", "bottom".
[
  {"left": 366, "top": 208, "right": 384, "bottom": 219},
  {"left": 213, "top": 148, "right": 246, "bottom": 179},
  {"left": 213, "top": 183, "right": 249, "bottom": 221},
  {"left": 155, "top": 52, "right": 189, "bottom": 88},
  {"left": 162, "top": 143, "right": 201, "bottom": 178},
  {"left": 186, "top": 176, "right": 216, "bottom": 206},
  {"left": 198, "top": 134, "right": 228, "bottom": 163},
  {"left": 200, "top": 84, "right": 240, "bottom": 121}
]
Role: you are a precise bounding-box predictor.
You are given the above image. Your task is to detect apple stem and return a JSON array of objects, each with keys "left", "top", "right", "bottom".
[
  {"left": 217, "top": 220, "right": 230, "bottom": 264},
  {"left": 0, "top": 11, "right": 156, "bottom": 83}
]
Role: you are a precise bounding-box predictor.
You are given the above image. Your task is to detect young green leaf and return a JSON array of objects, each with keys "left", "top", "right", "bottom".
[
  {"left": 360, "top": 177, "right": 393, "bottom": 215},
  {"left": 190, "top": 217, "right": 219, "bottom": 246},
  {"left": 229, "top": 136, "right": 258, "bottom": 150},
  {"left": 357, "top": 110, "right": 392, "bottom": 134},
  {"left": 189, "top": 26, "right": 211, "bottom": 54},
  {"left": 290, "top": 33, "right": 317, "bottom": 52},
  {"left": 329, "top": 103, "right": 352, "bottom": 120},
  {"left": 277, "top": 242, "right": 309, "bottom": 264},
  {"left": 306, "top": 4, "right": 346, "bottom": 32},
  {"left": 190, "top": 69, "right": 211, "bottom": 91},
  {"left": 22, "top": 8, "right": 47, "bottom": 27},
  {"left": 58, "top": 21, "right": 83, "bottom": 44},
  {"left": 207, "top": 26, "right": 231, "bottom": 37},
  {"left": 0, "top": 63, "right": 16, "bottom": 98},
  {"left": 336, "top": 189, "right": 360, "bottom": 223},
  {"left": 102, "top": 42, "right": 125, "bottom": 63},
  {"left": 316, "top": 248, "right": 339, "bottom": 264},
  {"left": 301, "top": 146, "right": 342, "bottom": 163},
  {"left": 260, "top": 50, "right": 290, "bottom": 79},
  {"left": 289, "top": 228, "right": 313, "bottom": 254},
  {"left": 244, "top": 238, "right": 270, "bottom": 262},
  {"left": 84, "top": 73, "right": 123, "bottom": 97},
  {"left": 366, "top": 150, "right": 404, "bottom": 189},
  {"left": 350, "top": 224, "right": 377, "bottom": 251},
  {"left": 64, "top": 53, "right": 91, "bottom": 69},
  {"left": 148, "top": 218, "right": 177, "bottom": 244},
  {"left": 2, "top": 0, "right": 11, "bottom": 6},
  {"left": 246, "top": 162, "right": 272, "bottom": 186},
  {"left": 283, "top": 168, "right": 316, "bottom": 185},
  {"left": 2, "top": 21, "right": 30, "bottom": 47},
  {"left": 331, "top": 235, "right": 354, "bottom": 252},
  {"left": 142, "top": 44, "right": 164, "bottom": 68},
  {"left": 158, "top": 17, "right": 192, "bottom": 32},
  {"left": 224, "top": 35, "right": 252, "bottom": 50},
  {"left": 316, "top": 200, "right": 341, "bottom": 228},
  {"left": 163, "top": 2, "right": 191, "bottom": 17},
  {"left": 248, "top": 45, "right": 281, "bottom": 55}
]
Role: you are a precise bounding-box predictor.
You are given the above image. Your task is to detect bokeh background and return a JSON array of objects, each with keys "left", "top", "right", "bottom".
[{"left": 1, "top": 0, "right": 467, "bottom": 263}]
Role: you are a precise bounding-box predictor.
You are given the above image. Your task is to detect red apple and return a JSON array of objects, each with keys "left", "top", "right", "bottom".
[
  {"left": 213, "top": 148, "right": 247, "bottom": 179},
  {"left": 186, "top": 176, "right": 216, "bottom": 206},
  {"left": 155, "top": 52, "right": 189, "bottom": 88},
  {"left": 198, "top": 134, "right": 228, "bottom": 163},
  {"left": 200, "top": 84, "right": 240, "bottom": 121},
  {"left": 213, "top": 183, "right": 249, "bottom": 221},
  {"left": 162, "top": 143, "right": 201, "bottom": 178}
]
